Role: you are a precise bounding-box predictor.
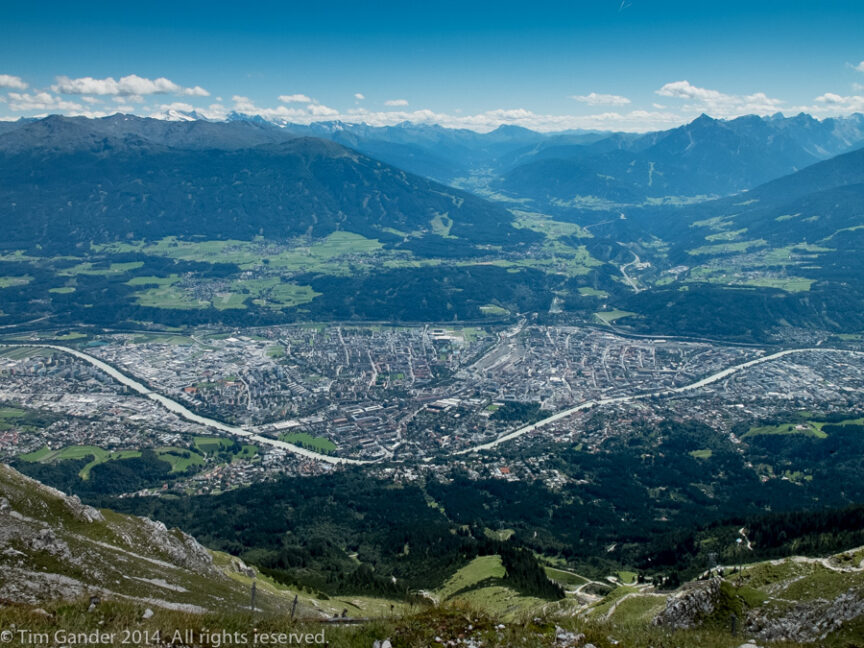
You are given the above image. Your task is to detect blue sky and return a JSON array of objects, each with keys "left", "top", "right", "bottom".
[{"left": 2, "top": 0, "right": 863, "bottom": 131}]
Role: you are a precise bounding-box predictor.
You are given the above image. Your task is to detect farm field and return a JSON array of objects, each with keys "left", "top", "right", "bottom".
[{"left": 279, "top": 432, "right": 337, "bottom": 454}]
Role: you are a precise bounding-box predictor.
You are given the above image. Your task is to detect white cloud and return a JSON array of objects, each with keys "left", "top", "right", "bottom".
[
  {"left": 279, "top": 93, "right": 312, "bottom": 103},
  {"left": 813, "top": 92, "right": 864, "bottom": 112},
  {"left": 7, "top": 91, "right": 83, "bottom": 112},
  {"left": 52, "top": 74, "right": 208, "bottom": 97},
  {"left": 571, "top": 92, "right": 631, "bottom": 106},
  {"left": 656, "top": 80, "right": 724, "bottom": 102},
  {"left": 230, "top": 96, "right": 340, "bottom": 121},
  {"left": 183, "top": 86, "right": 210, "bottom": 97},
  {"left": 0, "top": 74, "right": 27, "bottom": 90},
  {"left": 854, "top": 61, "right": 864, "bottom": 72},
  {"left": 340, "top": 105, "right": 682, "bottom": 132},
  {"left": 21, "top": 75, "right": 864, "bottom": 133},
  {"left": 308, "top": 103, "right": 339, "bottom": 116},
  {"left": 354, "top": 93, "right": 365, "bottom": 100},
  {"left": 157, "top": 101, "right": 195, "bottom": 112},
  {"left": 815, "top": 92, "right": 847, "bottom": 105},
  {"left": 655, "top": 80, "right": 783, "bottom": 117}
]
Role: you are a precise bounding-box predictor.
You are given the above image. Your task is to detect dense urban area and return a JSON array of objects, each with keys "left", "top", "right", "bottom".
[{"left": 2, "top": 323, "right": 863, "bottom": 496}]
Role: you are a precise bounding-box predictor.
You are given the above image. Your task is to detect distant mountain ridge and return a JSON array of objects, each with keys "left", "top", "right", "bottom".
[
  {"left": 499, "top": 112, "right": 864, "bottom": 206},
  {"left": 0, "top": 115, "right": 532, "bottom": 252},
  {"left": 4, "top": 111, "right": 860, "bottom": 204}
]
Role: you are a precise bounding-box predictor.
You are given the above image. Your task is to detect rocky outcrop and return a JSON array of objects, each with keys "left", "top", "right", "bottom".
[
  {"left": 652, "top": 578, "right": 722, "bottom": 629},
  {"left": 66, "top": 494, "right": 105, "bottom": 523},
  {"left": 135, "top": 516, "right": 215, "bottom": 573},
  {"left": 30, "top": 528, "right": 73, "bottom": 560},
  {"left": 746, "top": 588, "right": 864, "bottom": 643},
  {"left": 0, "top": 568, "right": 89, "bottom": 605}
]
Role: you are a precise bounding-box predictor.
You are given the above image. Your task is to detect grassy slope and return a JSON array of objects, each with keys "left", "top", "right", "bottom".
[{"left": 3, "top": 462, "right": 864, "bottom": 646}]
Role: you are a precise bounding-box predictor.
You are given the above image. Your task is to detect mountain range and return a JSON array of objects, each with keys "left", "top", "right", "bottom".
[
  {"left": 1, "top": 111, "right": 864, "bottom": 338},
  {"left": 0, "top": 115, "right": 531, "bottom": 253}
]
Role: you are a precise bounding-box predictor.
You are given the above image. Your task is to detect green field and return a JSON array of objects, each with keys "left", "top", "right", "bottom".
[
  {"left": 435, "top": 555, "right": 506, "bottom": 600},
  {"left": 250, "top": 281, "right": 321, "bottom": 309},
  {"left": 126, "top": 274, "right": 182, "bottom": 287},
  {"left": 280, "top": 432, "right": 337, "bottom": 453},
  {"left": 746, "top": 422, "right": 829, "bottom": 439},
  {"left": 616, "top": 570, "right": 638, "bottom": 585},
  {"left": 0, "top": 275, "right": 32, "bottom": 288},
  {"left": 0, "top": 406, "right": 26, "bottom": 419},
  {"left": 743, "top": 277, "right": 814, "bottom": 292},
  {"left": 595, "top": 309, "right": 636, "bottom": 324},
  {"left": 130, "top": 274, "right": 207, "bottom": 310},
  {"left": 155, "top": 447, "right": 205, "bottom": 473},
  {"left": 704, "top": 228, "right": 748, "bottom": 242},
  {"left": 129, "top": 273, "right": 321, "bottom": 311},
  {"left": 512, "top": 211, "right": 592, "bottom": 239},
  {"left": 48, "top": 286, "right": 76, "bottom": 294},
  {"left": 232, "top": 444, "right": 259, "bottom": 461},
  {"left": 544, "top": 566, "right": 589, "bottom": 589},
  {"left": 578, "top": 286, "right": 609, "bottom": 298},
  {"left": 760, "top": 243, "right": 832, "bottom": 265},
  {"left": 20, "top": 443, "right": 212, "bottom": 478},
  {"left": 55, "top": 332, "right": 87, "bottom": 340},
  {"left": 0, "top": 347, "right": 54, "bottom": 361},
  {"left": 687, "top": 239, "right": 767, "bottom": 256},
  {"left": 18, "top": 445, "right": 142, "bottom": 479},
  {"left": 130, "top": 333, "right": 194, "bottom": 345},
  {"left": 430, "top": 213, "right": 454, "bottom": 237},
  {"left": 433, "top": 555, "right": 548, "bottom": 617},
  {"left": 193, "top": 436, "right": 234, "bottom": 453},
  {"left": 59, "top": 261, "right": 144, "bottom": 276},
  {"left": 479, "top": 303, "right": 509, "bottom": 316},
  {"left": 95, "top": 232, "right": 384, "bottom": 274},
  {"left": 689, "top": 449, "right": 713, "bottom": 459},
  {"left": 18, "top": 445, "right": 52, "bottom": 462},
  {"left": 212, "top": 292, "right": 248, "bottom": 310},
  {"left": 746, "top": 415, "right": 864, "bottom": 439},
  {"left": 686, "top": 265, "right": 815, "bottom": 293},
  {"left": 266, "top": 345, "right": 285, "bottom": 358},
  {"left": 483, "top": 528, "right": 515, "bottom": 541}
]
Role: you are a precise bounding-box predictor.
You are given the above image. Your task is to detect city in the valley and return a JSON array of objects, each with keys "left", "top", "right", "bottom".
[{"left": 2, "top": 322, "right": 862, "bottom": 495}]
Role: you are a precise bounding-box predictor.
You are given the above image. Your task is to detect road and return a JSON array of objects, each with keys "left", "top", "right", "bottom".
[
  {"left": 457, "top": 347, "right": 864, "bottom": 454},
  {"left": 618, "top": 248, "right": 642, "bottom": 293},
  {"left": 4, "top": 342, "right": 863, "bottom": 462}
]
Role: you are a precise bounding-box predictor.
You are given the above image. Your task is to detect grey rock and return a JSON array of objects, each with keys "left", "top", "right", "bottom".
[
  {"left": 653, "top": 578, "right": 722, "bottom": 629},
  {"left": 746, "top": 588, "right": 864, "bottom": 643}
]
